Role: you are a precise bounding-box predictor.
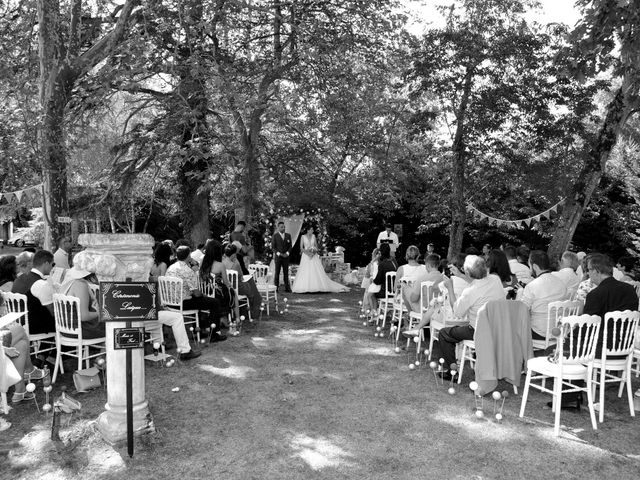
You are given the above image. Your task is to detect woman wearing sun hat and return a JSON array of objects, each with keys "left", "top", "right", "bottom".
[{"left": 58, "top": 260, "right": 105, "bottom": 339}]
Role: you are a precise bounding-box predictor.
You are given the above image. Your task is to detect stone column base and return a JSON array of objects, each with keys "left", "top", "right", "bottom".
[{"left": 96, "top": 401, "right": 155, "bottom": 444}]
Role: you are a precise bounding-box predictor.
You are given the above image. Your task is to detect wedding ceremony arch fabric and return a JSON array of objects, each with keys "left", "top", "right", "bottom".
[
  {"left": 279, "top": 214, "right": 305, "bottom": 248},
  {"left": 466, "top": 198, "right": 566, "bottom": 229}
]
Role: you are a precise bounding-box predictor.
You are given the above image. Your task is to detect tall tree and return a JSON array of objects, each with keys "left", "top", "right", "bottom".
[
  {"left": 547, "top": 0, "right": 640, "bottom": 258},
  {"left": 37, "top": 0, "right": 139, "bottom": 244},
  {"left": 410, "top": 0, "right": 574, "bottom": 258}
]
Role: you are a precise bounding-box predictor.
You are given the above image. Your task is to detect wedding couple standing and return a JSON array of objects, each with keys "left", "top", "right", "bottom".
[{"left": 271, "top": 221, "right": 348, "bottom": 293}]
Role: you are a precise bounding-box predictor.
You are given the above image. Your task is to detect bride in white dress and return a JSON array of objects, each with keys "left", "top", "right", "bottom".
[{"left": 292, "top": 226, "right": 349, "bottom": 293}]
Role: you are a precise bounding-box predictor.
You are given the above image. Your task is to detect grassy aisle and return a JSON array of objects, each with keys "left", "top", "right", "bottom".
[{"left": 3, "top": 291, "right": 640, "bottom": 479}]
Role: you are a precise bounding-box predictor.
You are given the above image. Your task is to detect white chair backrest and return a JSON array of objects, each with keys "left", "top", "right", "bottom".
[
  {"left": 558, "top": 314, "right": 601, "bottom": 365},
  {"left": 548, "top": 300, "right": 583, "bottom": 333},
  {"left": 249, "top": 264, "right": 270, "bottom": 284},
  {"left": 196, "top": 276, "right": 215, "bottom": 297},
  {"left": 157, "top": 276, "right": 184, "bottom": 308},
  {"left": 52, "top": 293, "right": 82, "bottom": 336},
  {"left": 602, "top": 310, "right": 640, "bottom": 356},
  {"left": 385, "top": 272, "right": 396, "bottom": 299},
  {"left": 420, "top": 281, "right": 435, "bottom": 312},
  {"left": 1, "top": 292, "right": 29, "bottom": 334},
  {"left": 227, "top": 270, "right": 239, "bottom": 291}
]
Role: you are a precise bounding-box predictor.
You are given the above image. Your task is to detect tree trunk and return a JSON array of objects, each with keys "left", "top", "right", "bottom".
[
  {"left": 176, "top": 0, "right": 210, "bottom": 246},
  {"left": 547, "top": 86, "right": 628, "bottom": 259},
  {"left": 37, "top": 0, "right": 138, "bottom": 247},
  {"left": 447, "top": 66, "right": 475, "bottom": 260}
]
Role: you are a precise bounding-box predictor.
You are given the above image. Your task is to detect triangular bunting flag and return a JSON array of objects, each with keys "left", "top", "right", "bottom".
[
  {"left": 4, "top": 192, "right": 15, "bottom": 203},
  {"left": 550, "top": 204, "right": 558, "bottom": 214},
  {"left": 524, "top": 219, "right": 532, "bottom": 227},
  {"left": 14, "top": 190, "right": 23, "bottom": 202},
  {"left": 534, "top": 215, "right": 541, "bottom": 222}
]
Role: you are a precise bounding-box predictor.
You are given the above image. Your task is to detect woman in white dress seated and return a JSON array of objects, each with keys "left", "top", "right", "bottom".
[{"left": 292, "top": 225, "right": 349, "bottom": 293}]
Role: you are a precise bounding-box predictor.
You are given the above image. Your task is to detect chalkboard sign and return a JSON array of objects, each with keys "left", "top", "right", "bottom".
[
  {"left": 114, "top": 327, "right": 145, "bottom": 350},
  {"left": 99, "top": 282, "right": 158, "bottom": 322}
]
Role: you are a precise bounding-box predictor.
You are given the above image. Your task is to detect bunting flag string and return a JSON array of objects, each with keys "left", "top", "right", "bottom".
[
  {"left": 0, "top": 184, "right": 43, "bottom": 205},
  {"left": 466, "top": 198, "right": 566, "bottom": 229}
]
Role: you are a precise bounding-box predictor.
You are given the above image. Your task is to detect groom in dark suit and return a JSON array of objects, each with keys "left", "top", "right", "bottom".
[{"left": 272, "top": 221, "right": 292, "bottom": 292}]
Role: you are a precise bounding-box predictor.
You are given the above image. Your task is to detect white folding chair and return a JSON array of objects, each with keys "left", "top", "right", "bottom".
[
  {"left": 591, "top": 310, "right": 640, "bottom": 422},
  {"left": 51, "top": 294, "right": 106, "bottom": 384},
  {"left": 532, "top": 300, "right": 583, "bottom": 352},
  {"left": 249, "top": 264, "right": 277, "bottom": 315},
  {"left": 1, "top": 292, "right": 56, "bottom": 359},
  {"left": 430, "top": 283, "right": 466, "bottom": 363},
  {"left": 158, "top": 276, "right": 200, "bottom": 342},
  {"left": 376, "top": 272, "right": 397, "bottom": 326},
  {"left": 400, "top": 281, "right": 434, "bottom": 357},
  {"left": 519, "top": 314, "right": 601, "bottom": 437},
  {"left": 228, "top": 270, "right": 251, "bottom": 324}
]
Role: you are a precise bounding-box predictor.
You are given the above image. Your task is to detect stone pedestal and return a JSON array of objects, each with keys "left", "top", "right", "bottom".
[{"left": 76, "top": 234, "right": 156, "bottom": 444}]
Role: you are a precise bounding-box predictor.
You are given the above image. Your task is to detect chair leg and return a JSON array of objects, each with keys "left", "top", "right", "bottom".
[
  {"left": 585, "top": 374, "right": 598, "bottom": 431},
  {"left": 519, "top": 369, "right": 532, "bottom": 418},
  {"left": 52, "top": 348, "right": 61, "bottom": 384},
  {"left": 598, "top": 368, "right": 606, "bottom": 423},
  {"left": 78, "top": 346, "right": 83, "bottom": 372},
  {"left": 458, "top": 344, "right": 467, "bottom": 385},
  {"left": 625, "top": 368, "right": 635, "bottom": 417},
  {"left": 553, "top": 378, "right": 562, "bottom": 437},
  {"left": 513, "top": 385, "right": 518, "bottom": 395}
]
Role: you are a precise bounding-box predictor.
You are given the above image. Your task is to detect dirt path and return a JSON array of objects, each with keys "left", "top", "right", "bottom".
[{"left": 4, "top": 291, "right": 640, "bottom": 479}]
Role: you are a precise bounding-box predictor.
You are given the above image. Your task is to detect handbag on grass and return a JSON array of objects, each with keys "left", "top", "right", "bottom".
[{"left": 73, "top": 366, "right": 101, "bottom": 393}]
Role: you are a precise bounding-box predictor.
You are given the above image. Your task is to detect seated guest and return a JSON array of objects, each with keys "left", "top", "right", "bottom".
[
  {"left": 0, "top": 255, "right": 17, "bottom": 292},
  {"left": 436, "top": 255, "right": 505, "bottom": 379},
  {"left": 449, "top": 253, "right": 469, "bottom": 298},
  {"left": 551, "top": 251, "right": 580, "bottom": 293},
  {"left": 166, "top": 244, "right": 226, "bottom": 345},
  {"left": 12, "top": 250, "right": 56, "bottom": 334},
  {"left": 504, "top": 245, "right": 533, "bottom": 285},
  {"left": 361, "top": 248, "right": 380, "bottom": 314},
  {"left": 53, "top": 236, "right": 71, "bottom": 269},
  {"left": 396, "top": 246, "right": 426, "bottom": 283},
  {"left": 175, "top": 239, "right": 199, "bottom": 271},
  {"left": 482, "top": 244, "right": 491, "bottom": 260},
  {"left": 230, "top": 221, "right": 251, "bottom": 275},
  {"left": 58, "top": 264, "right": 105, "bottom": 339},
  {"left": 403, "top": 253, "right": 443, "bottom": 314},
  {"left": 365, "top": 243, "right": 398, "bottom": 313},
  {"left": 222, "top": 243, "right": 262, "bottom": 319},
  {"left": 200, "top": 240, "right": 238, "bottom": 321},
  {"left": 15, "top": 251, "right": 34, "bottom": 277},
  {"left": 521, "top": 250, "right": 567, "bottom": 342},
  {"left": 575, "top": 254, "right": 597, "bottom": 301},
  {"left": 150, "top": 243, "right": 173, "bottom": 282},
  {"left": 487, "top": 249, "right": 517, "bottom": 288},
  {"left": 516, "top": 245, "right": 530, "bottom": 268},
  {"left": 616, "top": 256, "right": 635, "bottom": 283},
  {"left": 1, "top": 321, "right": 47, "bottom": 403},
  {"left": 583, "top": 253, "right": 639, "bottom": 357},
  {"left": 190, "top": 243, "right": 206, "bottom": 266}
]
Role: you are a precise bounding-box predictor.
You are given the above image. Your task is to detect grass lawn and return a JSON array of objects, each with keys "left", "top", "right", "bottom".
[{"left": 2, "top": 291, "right": 640, "bottom": 479}]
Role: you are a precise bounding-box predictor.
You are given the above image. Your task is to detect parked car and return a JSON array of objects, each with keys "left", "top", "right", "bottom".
[{"left": 8, "top": 228, "right": 38, "bottom": 247}]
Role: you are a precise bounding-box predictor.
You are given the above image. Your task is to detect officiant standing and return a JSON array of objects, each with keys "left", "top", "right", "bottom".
[
  {"left": 376, "top": 224, "right": 400, "bottom": 258},
  {"left": 272, "top": 221, "right": 292, "bottom": 292}
]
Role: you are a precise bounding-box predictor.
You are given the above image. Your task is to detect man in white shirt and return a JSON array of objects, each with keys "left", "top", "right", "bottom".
[
  {"left": 376, "top": 224, "right": 399, "bottom": 257},
  {"left": 52, "top": 236, "right": 71, "bottom": 269},
  {"left": 504, "top": 245, "right": 532, "bottom": 285},
  {"left": 437, "top": 255, "right": 505, "bottom": 379},
  {"left": 521, "top": 250, "right": 567, "bottom": 341},
  {"left": 551, "top": 251, "right": 580, "bottom": 293}
]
